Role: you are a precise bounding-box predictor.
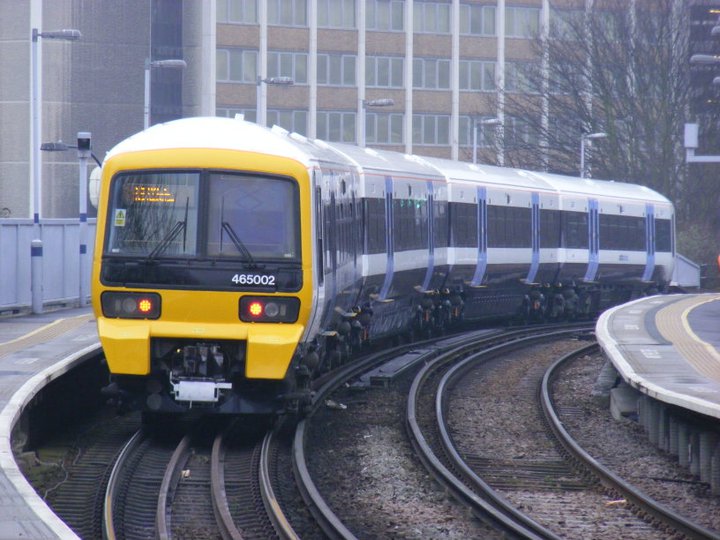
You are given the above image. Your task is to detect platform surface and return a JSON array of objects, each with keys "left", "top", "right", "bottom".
[
  {"left": 597, "top": 293, "right": 720, "bottom": 420},
  {"left": 0, "top": 307, "right": 99, "bottom": 539}
]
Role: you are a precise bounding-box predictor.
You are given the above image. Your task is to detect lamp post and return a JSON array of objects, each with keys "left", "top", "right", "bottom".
[
  {"left": 41, "top": 136, "right": 102, "bottom": 307},
  {"left": 360, "top": 98, "right": 394, "bottom": 147},
  {"left": 144, "top": 59, "right": 187, "bottom": 129},
  {"left": 473, "top": 117, "right": 502, "bottom": 164},
  {"left": 580, "top": 132, "right": 607, "bottom": 178},
  {"left": 31, "top": 27, "right": 81, "bottom": 314},
  {"left": 255, "top": 76, "right": 294, "bottom": 127}
]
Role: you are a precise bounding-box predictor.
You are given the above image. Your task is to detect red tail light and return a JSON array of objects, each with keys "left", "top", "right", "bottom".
[
  {"left": 240, "top": 296, "right": 299, "bottom": 323},
  {"left": 101, "top": 292, "right": 161, "bottom": 319}
]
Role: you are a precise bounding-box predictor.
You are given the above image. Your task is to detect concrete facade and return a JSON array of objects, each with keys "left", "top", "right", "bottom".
[
  {"left": 3, "top": 0, "right": 690, "bottom": 221},
  {"left": 0, "top": 0, "right": 206, "bottom": 220}
]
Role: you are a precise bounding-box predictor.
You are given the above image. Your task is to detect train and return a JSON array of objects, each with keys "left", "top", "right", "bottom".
[{"left": 91, "top": 116, "right": 675, "bottom": 417}]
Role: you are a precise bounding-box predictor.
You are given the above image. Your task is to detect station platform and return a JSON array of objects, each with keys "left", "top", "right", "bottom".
[
  {"left": 0, "top": 307, "right": 98, "bottom": 539},
  {"left": 596, "top": 293, "right": 720, "bottom": 420}
]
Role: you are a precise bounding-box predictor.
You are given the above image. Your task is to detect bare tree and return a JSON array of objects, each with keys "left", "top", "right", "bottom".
[{"left": 503, "top": 0, "right": 689, "bottom": 209}]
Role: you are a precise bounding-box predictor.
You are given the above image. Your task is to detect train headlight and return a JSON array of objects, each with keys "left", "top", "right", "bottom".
[
  {"left": 240, "top": 296, "right": 299, "bottom": 323},
  {"left": 101, "top": 292, "right": 161, "bottom": 319}
]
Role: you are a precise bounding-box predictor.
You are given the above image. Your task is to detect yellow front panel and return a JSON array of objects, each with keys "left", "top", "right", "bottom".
[
  {"left": 97, "top": 318, "right": 151, "bottom": 375},
  {"left": 92, "top": 147, "right": 315, "bottom": 382},
  {"left": 246, "top": 324, "right": 306, "bottom": 379}
]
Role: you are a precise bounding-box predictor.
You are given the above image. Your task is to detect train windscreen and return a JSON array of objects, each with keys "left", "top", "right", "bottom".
[{"left": 105, "top": 170, "right": 300, "bottom": 262}]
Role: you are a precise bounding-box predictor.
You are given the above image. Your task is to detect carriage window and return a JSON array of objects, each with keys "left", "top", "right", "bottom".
[
  {"left": 106, "top": 172, "right": 200, "bottom": 257},
  {"left": 365, "top": 197, "right": 386, "bottom": 254},
  {"left": 540, "top": 209, "right": 561, "bottom": 248},
  {"left": 563, "top": 211, "right": 588, "bottom": 249},
  {"left": 655, "top": 218, "right": 672, "bottom": 252},
  {"left": 449, "top": 202, "right": 477, "bottom": 247},
  {"left": 599, "top": 214, "right": 644, "bottom": 251}
]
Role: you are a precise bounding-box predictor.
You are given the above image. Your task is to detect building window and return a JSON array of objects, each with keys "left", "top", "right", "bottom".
[
  {"left": 217, "top": 107, "right": 256, "bottom": 122},
  {"left": 268, "top": 0, "right": 307, "bottom": 26},
  {"left": 318, "top": 0, "right": 356, "bottom": 28},
  {"left": 414, "top": 1, "right": 451, "bottom": 34},
  {"left": 505, "top": 116, "right": 539, "bottom": 148},
  {"left": 506, "top": 6, "right": 540, "bottom": 38},
  {"left": 413, "top": 114, "right": 450, "bottom": 146},
  {"left": 267, "top": 51, "right": 308, "bottom": 84},
  {"left": 459, "top": 60, "right": 496, "bottom": 91},
  {"left": 318, "top": 54, "right": 356, "bottom": 86},
  {"left": 413, "top": 58, "right": 451, "bottom": 90},
  {"left": 505, "top": 62, "right": 536, "bottom": 93},
  {"left": 459, "top": 116, "right": 497, "bottom": 147},
  {"left": 268, "top": 109, "right": 308, "bottom": 135},
  {"left": 459, "top": 3, "right": 495, "bottom": 36},
  {"left": 217, "top": 49, "right": 258, "bottom": 83},
  {"left": 317, "top": 111, "right": 356, "bottom": 142},
  {"left": 550, "top": 8, "right": 583, "bottom": 39},
  {"left": 366, "top": 56, "right": 404, "bottom": 88},
  {"left": 367, "top": 0, "right": 404, "bottom": 31},
  {"left": 218, "top": 0, "right": 258, "bottom": 24},
  {"left": 366, "top": 112, "right": 403, "bottom": 144}
]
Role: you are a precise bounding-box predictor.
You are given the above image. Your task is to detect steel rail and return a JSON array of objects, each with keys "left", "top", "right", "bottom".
[
  {"left": 156, "top": 434, "right": 192, "bottom": 540},
  {"left": 102, "top": 429, "right": 146, "bottom": 540},
  {"left": 259, "top": 428, "right": 302, "bottom": 539},
  {"left": 434, "top": 330, "right": 590, "bottom": 539},
  {"left": 407, "top": 328, "right": 588, "bottom": 539},
  {"left": 210, "top": 431, "right": 245, "bottom": 540},
  {"left": 541, "top": 344, "right": 720, "bottom": 540},
  {"left": 290, "top": 325, "right": 561, "bottom": 539}
]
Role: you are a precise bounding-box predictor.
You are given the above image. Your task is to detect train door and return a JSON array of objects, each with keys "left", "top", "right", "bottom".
[
  {"left": 642, "top": 203, "right": 655, "bottom": 282},
  {"left": 421, "top": 182, "right": 435, "bottom": 291},
  {"left": 304, "top": 173, "right": 326, "bottom": 343},
  {"left": 470, "top": 187, "right": 487, "bottom": 287},
  {"left": 378, "top": 176, "right": 394, "bottom": 300},
  {"left": 583, "top": 199, "right": 600, "bottom": 282},
  {"left": 525, "top": 192, "right": 540, "bottom": 284}
]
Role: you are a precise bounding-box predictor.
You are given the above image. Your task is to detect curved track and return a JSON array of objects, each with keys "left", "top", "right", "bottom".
[
  {"left": 541, "top": 346, "right": 720, "bottom": 540},
  {"left": 103, "top": 423, "right": 287, "bottom": 539},
  {"left": 407, "top": 327, "right": 719, "bottom": 539}
]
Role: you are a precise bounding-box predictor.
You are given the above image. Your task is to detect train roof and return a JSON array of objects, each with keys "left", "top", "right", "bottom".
[
  {"left": 104, "top": 116, "right": 323, "bottom": 167},
  {"left": 325, "top": 142, "right": 444, "bottom": 179},
  {"left": 104, "top": 117, "right": 671, "bottom": 206},
  {"left": 419, "top": 156, "right": 556, "bottom": 191},
  {"left": 526, "top": 170, "right": 672, "bottom": 204}
]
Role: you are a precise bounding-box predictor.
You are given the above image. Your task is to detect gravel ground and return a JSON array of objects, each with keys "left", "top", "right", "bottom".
[
  {"left": 554, "top": 351, "right": 720, "bottom": 534},
  {"left": 306, "top": 379, "right": 500, "bottom": 538},
  {"left": 447, "top": 340, "right": 668, "bottom": 539}
]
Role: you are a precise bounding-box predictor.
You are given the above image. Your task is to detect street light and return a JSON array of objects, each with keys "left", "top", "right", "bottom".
[
  {"left": 30, "top": 27, "right": 81, "bottom": 314},
  {"left": 473, "top": 117, "right": 502, "bottom": 164},
  {"left": 256, "top": 76, "right": 294, "bottom": 127},
  {"left": 580, "top": 132, "right": 607, "bottom": 178},
  {"left": 41, "top": 134, "right": 101, "bottom": 306},
  {"left": 360, "top": 98, "right": 395, "bottom": 147},
  {"left": 144, "top": 59, "right": 187, "bottom": 129}
]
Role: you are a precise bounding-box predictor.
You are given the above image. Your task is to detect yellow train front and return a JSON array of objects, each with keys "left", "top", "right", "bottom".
[{"left": 92, "top": 117, "right": 317, "bottom": 416}]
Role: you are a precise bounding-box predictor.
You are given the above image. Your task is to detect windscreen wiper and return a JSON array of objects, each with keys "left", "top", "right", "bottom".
[
  {"left": 147, "top": 220, "right": 186, "bottom": 260},
  {"left": 221, "top": 221, "right": 259, "bottom": 268},
  {"left": 147, "top": 197, "right": 190, "bottom": 260}
]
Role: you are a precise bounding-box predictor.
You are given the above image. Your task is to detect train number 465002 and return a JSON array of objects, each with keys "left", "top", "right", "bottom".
[{"left": 231, "top": 273, "right": 276, "bottom": 286}]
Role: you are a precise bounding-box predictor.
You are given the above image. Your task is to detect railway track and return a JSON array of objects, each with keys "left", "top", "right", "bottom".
[
  {"left": 103, "top": 421, "right": 286, "bottom": 539},
  {"left": 407, "top": 326, "right": 719, "bottom": 539},
  {"left": 25, "top": 323, "right": 720, "bottom": 538}
]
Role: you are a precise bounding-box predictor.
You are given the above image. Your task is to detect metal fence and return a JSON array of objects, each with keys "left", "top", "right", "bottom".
[{"left": 0, "top": 219, "right": 96, "bottom": 313}]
